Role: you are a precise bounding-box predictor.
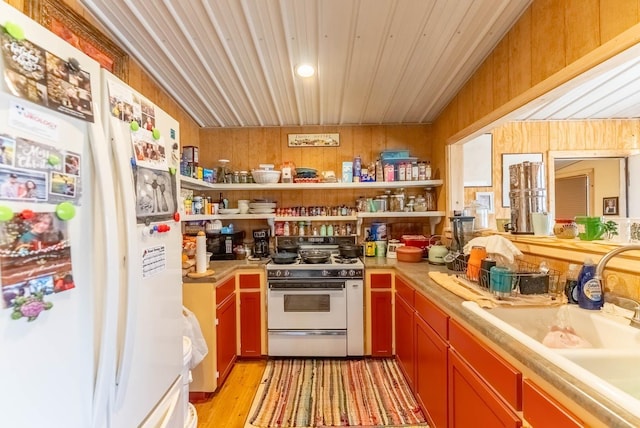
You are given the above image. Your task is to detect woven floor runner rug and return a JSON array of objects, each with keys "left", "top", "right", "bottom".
[{"left": 246, "top": 358, "right": 429, "bottom": 428}]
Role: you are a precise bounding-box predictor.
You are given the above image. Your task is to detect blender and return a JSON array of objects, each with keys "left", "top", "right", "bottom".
[{"left": 443, "top": 216, "right": 475, "bottom": 271}]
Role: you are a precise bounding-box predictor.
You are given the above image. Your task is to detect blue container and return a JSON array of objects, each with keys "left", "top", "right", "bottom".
[
  {"left": 577, "top": 259, "right": 603, "bottom": 310},
  {"left": 489, "top": 266, "right": 513, "bottom": 298}
]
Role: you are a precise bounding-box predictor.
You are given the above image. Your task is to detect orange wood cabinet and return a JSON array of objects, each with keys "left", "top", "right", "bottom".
[
  {"left": 394, "top": 277, "right": 415, "bottom": 386},
  {"left": 238, "top": 272, "right": 264, "bottom": 357},
  {"left": 523, "top": 379, "right": 583, "bottom": 428},
  {"left": 368, "top": 271, "right": 393, "bottom": 357},
  {"left": 414, "top": 292, "right": 449, "bottom": 428},
  {"left": 183, "top": 275, "right": 237, "bottom": 393},
  {"left": 448, "top": 350, "right": 522, "bottom": 428}
]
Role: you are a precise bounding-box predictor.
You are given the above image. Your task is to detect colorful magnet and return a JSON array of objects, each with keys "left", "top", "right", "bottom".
[
  {"left": 4, "top": 21, "right": 25, "bottom": 41},
  {"left": 170, "top": 129, "right": 176, "bottom": 139},
  {"left": 173, "top": 212, "right": 181, "bottom": 222},
  {"left": 48, "top": 154, "right": 60, "bottom": 166},
  {"left": 169, "top": 167, "right": 176, "bottom": 175},
  {"left": 0, "top": 205, "right": 14, "bottom": 222},
  {"left": 11, "top": 292, "right": 53, "bottom": 321},
  {"left": 55, "top": 202, "right": 76, "bottom": 220},
  {"left": 20, "top": 209, "right": 34, "bottom": 220},
  {"left": 130, "top": 121, "right": 140, "bottom": 131},
  {"left": 152, "top": 128, "right": 161, "bottom": 140}
]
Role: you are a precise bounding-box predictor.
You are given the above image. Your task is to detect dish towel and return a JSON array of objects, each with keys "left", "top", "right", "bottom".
[{"left": 463, "top": 235, "right": 523, "bottom": 264}]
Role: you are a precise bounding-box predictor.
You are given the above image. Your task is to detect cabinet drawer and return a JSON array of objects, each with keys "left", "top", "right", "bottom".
[
  {"left": 449, "top": 319, "right": 522, "bottom": 411},
  {"left": 370, "top": 272, "right": 392, "bottom": 289},
  {"left": 395, "top": 276, "right": 415, "bottom": 306},
  {"left": 523, "top": 379, "right": 583, "bottom": 427},
  {"left": 414, "top": 291, "right": 448, "bottom": 340},
  {"left": 238, "top": 272, "right": 261, "bottom": 289},
  {"left": 216, "top": 276, "right": 236, "bottom": 305}
]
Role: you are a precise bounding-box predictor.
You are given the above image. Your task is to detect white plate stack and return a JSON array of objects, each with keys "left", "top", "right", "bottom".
[{"left": 249, "top": 202, "right": 277, "bottom": 214}]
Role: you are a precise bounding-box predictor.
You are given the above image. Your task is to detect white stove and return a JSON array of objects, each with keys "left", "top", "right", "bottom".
[{"left": 266, "top": 236, "right": 364, "bottom": 357}]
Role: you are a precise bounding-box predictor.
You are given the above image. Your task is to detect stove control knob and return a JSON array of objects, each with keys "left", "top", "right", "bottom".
[
  {"left": 275, "top": 270, "right": 282, "bottom": 277},
  {"left": 339, "top": 269, "right": 347, "bottom": 277},
  {"left": 284, "top": 270, "right": 291, "bottom": 277},
  {"left": 322, "top": 270, "right": 330, "bottom": 277},
  {"left": 349, "top": 269, "right": 356, "bottom": 277}
]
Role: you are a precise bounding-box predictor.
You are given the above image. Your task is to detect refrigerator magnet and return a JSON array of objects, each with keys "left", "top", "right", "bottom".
[
  {"left": 55, "top": 202, "right": 75, "bottom": 220},
  {"left": 4, "top": 22, "right": 25, "bottom": 40},
  {"left": 0, "top": 205, "right": 12, "bottom": 221}
]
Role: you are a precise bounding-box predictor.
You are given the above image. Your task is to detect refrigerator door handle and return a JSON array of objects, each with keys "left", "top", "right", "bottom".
[
  {"left": 89, "top": 108, "right": 121, "bottom": 428},
  {"left": 109, "top": 117, "right": 140, "bottom": 409}
]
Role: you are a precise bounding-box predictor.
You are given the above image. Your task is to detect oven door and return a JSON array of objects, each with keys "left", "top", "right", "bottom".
[{"left": 267, "top": 280, "right": 346, "bottom": 330}]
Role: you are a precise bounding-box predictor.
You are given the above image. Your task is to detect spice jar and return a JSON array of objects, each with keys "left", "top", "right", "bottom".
[{"left": 553, "top": 219, "right": 578, "bottom": 239}]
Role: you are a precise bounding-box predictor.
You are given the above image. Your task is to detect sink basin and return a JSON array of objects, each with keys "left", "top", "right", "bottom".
[
  {"left": 462, "top": 301, "right": 640, "bottom": 418},
  {"left": 465, "top": 304, "right": 640, "bottom": 350}
]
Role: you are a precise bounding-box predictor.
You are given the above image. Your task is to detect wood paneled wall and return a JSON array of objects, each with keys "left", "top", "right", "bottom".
[
  {"left": 464, "top": 119, "right": 640, "bottom": 223},
  {"left": 4, "top": 0, "right": 201, "bottom": 148}
]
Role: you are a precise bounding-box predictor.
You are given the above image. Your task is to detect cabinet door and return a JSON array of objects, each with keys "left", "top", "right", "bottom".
[
  {"left": 448, "top": 350, "right": 522, "bottom": 428},
  {"left": 523, "top": 379, "right": 583, "bottom": 427},
  {"left": 394, "top": 294, "right": 415, "bottom": 385},
  {"left": 371, "top": 290, "right": 393, "bottom": 356},
  {"left": 216, "top": 294, "right": 237, "bottom": 387},
  {"left": 240, "top": 291, "right": 262, "bottom": 357},
  {"left": 415, "top": 314, "right": 448, "bottom": 428}
]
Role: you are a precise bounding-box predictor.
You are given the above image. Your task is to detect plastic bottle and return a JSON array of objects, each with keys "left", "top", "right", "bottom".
[
  {"left": 283, "top": 221, "right": 290, "bottom": 236},
  {"left": 577, "top": 258, "right": 603, "bottom": 310},
  {"left": 564, "top": 263, "right": 580, "bottom": 304},
  {"left": 353, "top": 155, "right": 362, "bottom": 181}
]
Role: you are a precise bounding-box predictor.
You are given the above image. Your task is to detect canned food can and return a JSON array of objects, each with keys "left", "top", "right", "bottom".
[{"left": 370, "top": 222, "right": 387, "bottom": 241}]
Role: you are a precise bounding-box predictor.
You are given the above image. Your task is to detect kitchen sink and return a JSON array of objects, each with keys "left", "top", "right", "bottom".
[
  {"left": 462, "top": 303, "right": 640, "bottom": 350},
  {"left": 462, "top": 301, "right": 640, "bottom": 418}
]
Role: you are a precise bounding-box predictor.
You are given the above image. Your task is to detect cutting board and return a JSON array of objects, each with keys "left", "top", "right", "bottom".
[{"left": 187, "top": 269, "right": 215, "bottom": 278}]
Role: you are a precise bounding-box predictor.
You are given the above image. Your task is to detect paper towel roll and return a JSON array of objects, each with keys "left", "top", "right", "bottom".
[{"left": 195, "top": 231, "right": 207, "bottom": 274}]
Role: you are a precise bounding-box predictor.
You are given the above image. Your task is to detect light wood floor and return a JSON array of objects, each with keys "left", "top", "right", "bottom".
[{"left": 194, "top": 359, "right": 267, "bottom": 428}]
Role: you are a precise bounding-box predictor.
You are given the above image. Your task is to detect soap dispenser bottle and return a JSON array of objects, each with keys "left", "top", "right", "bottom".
[{"left": 577, "top": 257, "right": 603, "bottom": 310}]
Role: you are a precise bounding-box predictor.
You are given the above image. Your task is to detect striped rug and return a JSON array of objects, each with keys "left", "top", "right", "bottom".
[{"left": 246, "top": 358, "right": 429, "bottom": 428}]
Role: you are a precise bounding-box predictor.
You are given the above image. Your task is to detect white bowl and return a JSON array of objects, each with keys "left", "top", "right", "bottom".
[{"left": 252, "top": 170, "right": 281, "bottom": 184}]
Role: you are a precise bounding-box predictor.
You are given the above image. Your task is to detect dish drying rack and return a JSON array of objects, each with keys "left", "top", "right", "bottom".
[{"left": 449, "top": 257, "right": 560, "bottom": 296}]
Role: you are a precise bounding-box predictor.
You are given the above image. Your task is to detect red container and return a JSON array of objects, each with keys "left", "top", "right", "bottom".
[
  {"left": 401, "top": 235, "right": 430, "bottom": 256},
  {"left": 396, "top": 246, "right": 423, "bottom": 262}
]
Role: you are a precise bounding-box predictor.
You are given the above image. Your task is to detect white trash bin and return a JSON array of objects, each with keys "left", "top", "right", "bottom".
[{"left": 182, "top": 336, "right": 193, "bottom": 426}]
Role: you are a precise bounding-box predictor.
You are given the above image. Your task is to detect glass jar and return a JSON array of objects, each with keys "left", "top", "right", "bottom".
[
  {"left": 553, "top": 219, "right": 578, "bottom": 239},
  {"left": 414, "top": 195, "right": 427, "bottom": 212},
  {"left": 192, "top": 196, "right": 203, "bottom": 215},
  {"left": 239, "top": 171, "right": 249, "bottom": 183},
  {"left": 424, "top": 187, "right": 437, "bottom": 211}
]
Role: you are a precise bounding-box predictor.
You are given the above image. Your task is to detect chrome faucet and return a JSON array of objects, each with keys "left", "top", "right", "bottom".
[{"left": 584, "top": 245, "right": 640, "bottom": 328}]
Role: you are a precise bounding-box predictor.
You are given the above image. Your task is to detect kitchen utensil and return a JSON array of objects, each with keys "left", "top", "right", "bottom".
[
  {"left": 276, "top": 242, "right": 299, "bottom": 253},
  {"left": 301, "top": 250, "right": 331, "bottom": 264},
  {"left": 396, "top": 246, "right": 423, "bottom": 262},
  {"left": 338, "top": 244, "right": 361, "bottom": 258},
  {"left": 252, "top": 169, "right": 281, "bottom": 184},
  {"left": 449, "top": 216, "right": 475, "bottom": 252},
  {"left": 401, "top": 234, "right": 430, "bottom": 257},
  {"left": 490, "top": 266, "right": 514, "bottom": 298},
  {"left": 270, "top": 252, "right": 299, "bottom": 264}
]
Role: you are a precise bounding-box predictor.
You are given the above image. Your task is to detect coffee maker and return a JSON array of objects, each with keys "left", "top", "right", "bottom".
[{"left": 252, "top": 228, "right": 270, "bottom": 259}]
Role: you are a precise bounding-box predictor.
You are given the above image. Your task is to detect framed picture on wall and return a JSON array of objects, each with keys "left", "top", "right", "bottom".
[
  {"left": 475, "top": 191, "right": 495, "bottom": 213},
  {"left": 501, "top": 153, "right": 543, "bottom": 207},
  {"left": 603, "top": 196, "right": 618, "bottom": 215}
]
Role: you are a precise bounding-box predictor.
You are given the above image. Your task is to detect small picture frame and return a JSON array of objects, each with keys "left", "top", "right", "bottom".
[
  {"left": 603, "top": 196, "right": 618, "bottom": 216},
  {"left": 475, "top": 191, "right": 495, "bottom": 214}
]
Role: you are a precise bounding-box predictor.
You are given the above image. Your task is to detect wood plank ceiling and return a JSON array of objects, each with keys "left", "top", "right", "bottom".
[{"left": 79, "top": 0, "right": 532, "bottom": 128}]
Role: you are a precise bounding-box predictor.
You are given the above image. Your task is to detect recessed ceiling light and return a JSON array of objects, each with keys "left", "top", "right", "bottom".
[{"left": 295, "top": 64, "right": 315, "bottom": 78}]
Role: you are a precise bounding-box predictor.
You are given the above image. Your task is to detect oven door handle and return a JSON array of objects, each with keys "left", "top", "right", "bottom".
[
  {"left": 269, "top": 286, "right": 345, "bottom": 292},
  {"left": 269, "top": 330, "right": 347, "bottom": 336}
]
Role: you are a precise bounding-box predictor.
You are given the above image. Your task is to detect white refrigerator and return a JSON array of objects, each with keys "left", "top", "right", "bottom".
[{"left": 0, "top": 4, "right": 184, "bottom": 428}]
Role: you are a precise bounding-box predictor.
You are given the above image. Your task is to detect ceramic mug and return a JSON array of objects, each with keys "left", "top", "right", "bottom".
[
  {"left": 531, "top": 212, "right": 551, "bottom": 236},
  {"left": 575, "top": 216, "right": 605, "bottom": 241}
]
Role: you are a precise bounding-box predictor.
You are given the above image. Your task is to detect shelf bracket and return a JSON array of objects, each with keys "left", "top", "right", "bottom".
[
  {"left": 428, "top": 215, "right": 442, "bottom": 236},
  {"left": 267, "top": 217, "right": 275, "bottom": 237}
]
